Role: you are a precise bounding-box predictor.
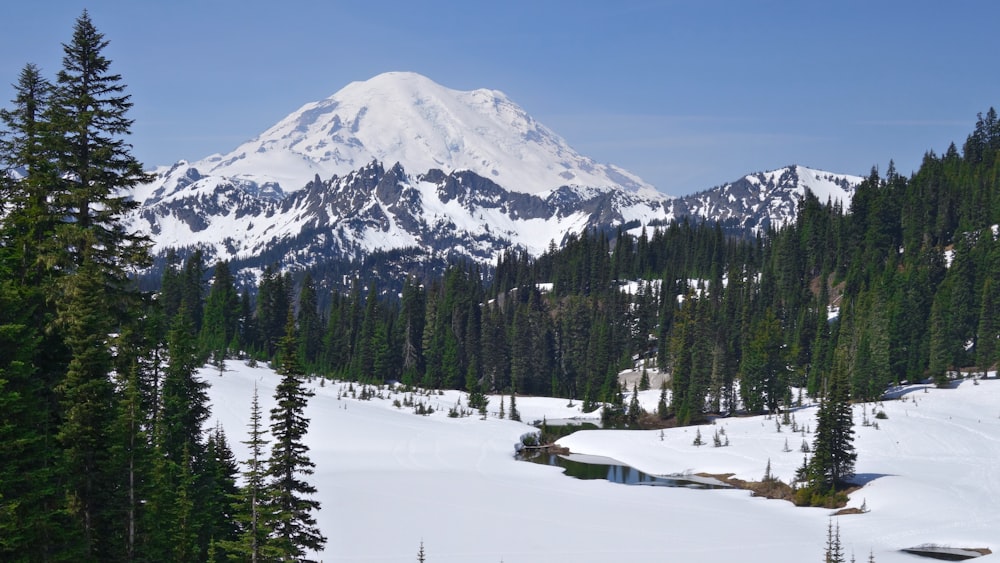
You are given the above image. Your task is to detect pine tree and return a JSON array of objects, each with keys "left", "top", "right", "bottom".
[
  {"left": 222, "top": 384, "right": 280, "bottom": 562},
  {"left": 627, "top": 383, "right": 642, "bottom": 427},
  {"left": 199, "top": 426, "right": 241, "bottom": 562},
  {"left": 809, "top": 368, "right": 856, "bottom": 492},
  {"left": 171, "top": 445, "right": 200, "bottom": 562},
  {"left": 266, "top": 312, "right": 327, "bottom": 560},
  {"left": 0, "top": 63, "right": 57, "bottom": 284},
  {"left": 159, "top": 307, "right": 210, "bottom": 465},
  {"left": 56, "top": 261, "right": 118, "bottom": 555},
  {"left": 44, "top": 13, "right": 152, "bottom": 556},
  {"left": 824, "top": 519, "right": 845, "bottom": 563},
  {"left": 656, "top": 379, "right": 669, "bottom": 420},
  {"left": 108, "top": 360, "right": 154, "bottom": 561},
  {"left": 297, "top": 273, "right": 323, "bottom": 368},
  {"left": 45, "top": 10, "right": 151, "bottom": 274},
  {"left": 201, "top": 260, "right": 240, "bottom": 365},
  {"left": 739, "top": 308, "right": 786, "bottom": 415},
  {"left": 509, "top": 383, "right": 521, "bottom": 422},
  {"left": 976, "top": 276, "right": 999, "bottom": 376}
]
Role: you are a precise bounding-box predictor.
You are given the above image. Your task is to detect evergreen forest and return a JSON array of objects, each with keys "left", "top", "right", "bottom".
[{"left": 3, "top": 10, "right": 1000, "bottom": 563}]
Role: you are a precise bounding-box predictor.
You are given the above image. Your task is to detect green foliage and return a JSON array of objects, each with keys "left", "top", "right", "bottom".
[
  {"left": 807, "top": 368, "right": 856, "bottom": 491},
  {"left": 265, "top": 313, "right": 327, "bottom": 560},
  {"left": 739, "top": 309, "right": 787, "bottom": 414}
]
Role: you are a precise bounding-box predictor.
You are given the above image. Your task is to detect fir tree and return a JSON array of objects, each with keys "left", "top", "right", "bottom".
[
  {"left": 223, "top": 384, "right": 280, "bottom": 562},
  {"left": 809, "top": 369, "right": 856, "bottom": 491},
  {"left": 201, "top": 260, "right": 240, "bottom": 365},
  {"left": 824, "top": 519, "right": 845, "bottom": 563},
  {"left": 627, "top": 382, "right": 642, "bottom": 427},
  {"left": 266, "top": 313, "right": 327, "bottom": 560},
  {"left": 0, "top": 259, "right": 69, "bottom": 558},
  {"left": 108, "top": 360, "right": 153, "bottom": 561},
  {"left": 199, "top": 426, "right": 241, "bottom": 561},
  {"left": 297, "top": 272, "right": 323, "bottom": 368},
  {"left": 509, "top": 384, "right": 521, "bottom": 422},
  {"left": 45, "top": 10, "right": 152, "bottom": 274},
  {"left": 656, "top": 379, "right": 669, "bottom": 420},
  {"left": 44, "top": 13, "right": 152, "bottom": 556},
  {"left": 56, "top": 261, "right": 118, "bottom": 555},
  {"left": 159, "top": 307, "right": 210, "bottom": 465}
]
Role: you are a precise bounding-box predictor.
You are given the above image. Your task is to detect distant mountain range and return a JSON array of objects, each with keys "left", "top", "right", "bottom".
[{"left": 126, "top": 72, "right": 864, "bottom": 286}]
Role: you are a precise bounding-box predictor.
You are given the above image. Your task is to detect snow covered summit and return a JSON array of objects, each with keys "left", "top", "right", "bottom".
[{"left": 141, "top": 71, "right": 659, "bottom": 200}]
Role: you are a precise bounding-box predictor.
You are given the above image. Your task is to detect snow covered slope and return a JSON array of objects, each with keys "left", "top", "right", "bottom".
[
  {"left": 130, "top": 161, "right": 671, "bottom": 271},
  {"left": 207, "top": 363, "right": 1000, "bottom": 562},
  {"left": 672, "top": 165, "right": 865, "bottom": 233},
  {"left": 138, "top": 71, "right": 657, "bottom": 200}
]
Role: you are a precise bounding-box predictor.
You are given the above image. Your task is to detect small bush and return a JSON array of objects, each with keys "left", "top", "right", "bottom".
[{"left": 792, "top": 484, "right": 849, "bottom": 508}]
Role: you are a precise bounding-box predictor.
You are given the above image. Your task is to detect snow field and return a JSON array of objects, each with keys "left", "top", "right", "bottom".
[{"left": 206, "top": 363, "right": 1000, "bottom": 562}]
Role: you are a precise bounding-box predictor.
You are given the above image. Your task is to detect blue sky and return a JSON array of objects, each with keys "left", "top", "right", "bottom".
[{"left": 1, "top": 1, "right": 997, "bottom": 196}]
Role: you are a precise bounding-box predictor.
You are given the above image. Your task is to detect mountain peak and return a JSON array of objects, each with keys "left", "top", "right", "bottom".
[{"left": 147, "top": 71, "right": 659, "bottom": 198}]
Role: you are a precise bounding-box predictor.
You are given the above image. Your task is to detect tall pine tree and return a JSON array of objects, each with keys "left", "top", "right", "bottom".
[{"left": 266, "top": 313, "right": 327, "bottom": 560}]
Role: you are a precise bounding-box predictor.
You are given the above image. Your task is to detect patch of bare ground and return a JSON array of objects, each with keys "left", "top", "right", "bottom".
[
  {"left": 521, "top": 442, "right": 570, "bottom": 455},
  {"left": 699, "top": 473, "right": 796, "bottom": 503},
  {"left": 698, "top": 473, "right": 863, "bottom": 509}
]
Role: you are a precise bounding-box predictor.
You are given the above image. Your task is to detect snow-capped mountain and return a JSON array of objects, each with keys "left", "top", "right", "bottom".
[
  {"left": 138, "top": 71, "right": 658, "bottom": 203},
  {"left": 127, "top": 72, "right": 865, "bottom": 287},
  {"left": 671, "top": 165, "right": 865, "bottom": 232}
]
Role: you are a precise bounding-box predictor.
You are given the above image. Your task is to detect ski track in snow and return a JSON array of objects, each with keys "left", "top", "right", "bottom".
[{"left": 206, "top": 364, "right": 1000, "bottom": 562}]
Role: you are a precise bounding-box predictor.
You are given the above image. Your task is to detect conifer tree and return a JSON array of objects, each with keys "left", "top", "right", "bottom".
[
  {"left": 108, "top": 360, "right": 154, "bottom": 561},
  {"left": 45, "top": 10, "right": 151, "bottom": 273},
  {"left": 200, "top": 426, "right": 241, "bottom": 562},
  {"left": 201, "top": 260, "right": 240, "bottom": 365},
  {"left": 266, "top": 312, "right": 327, "bottom": 560},
  {"left": 809, "top": 368, "right": 856, "bottom": 492},
  {"left": 824, "top": 519, "right": 845, "bottom": 563},
  {"left": 739, "top": 308, "right": 786, "bottom": 414},
  {"left": 223, "top": 384, "right": 279, "bottom": 562},
  {"left": 656, "top": 379, "right": 669, "bottom": 420},
  {"left": 44, "top": 13, "right": 152, "bottom": 556},
  {"left": 297, "top": 273, "right": 323, "bottom": 369},
  {"left": 976, "top": 276, "right": 999, "bottom": 376},
  {"left": 627, "top": 383, "right": 642, "bottom": 427},
  {"left": 0, "top": 66, "right": 70, "bottom": 550},
  {"left": 0, "top": 260, "right": 69, "bottom": 558},
  {"left": 57, "top": 261, "right": 118, "bottom": 555},
  {"left": 0, "top": 63, "right": 57, "bottom": 283},
  {"left": 159, "top": 307, "right": 210, "bottom": 464},
  {"left": 509, "top": 382, "right": 521, "bottom": 422}
]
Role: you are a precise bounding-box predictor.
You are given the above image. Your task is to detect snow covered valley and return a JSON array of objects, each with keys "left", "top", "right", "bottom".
[{"left": 206, "top": 363, "right": 1000, "bottom": 562}]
